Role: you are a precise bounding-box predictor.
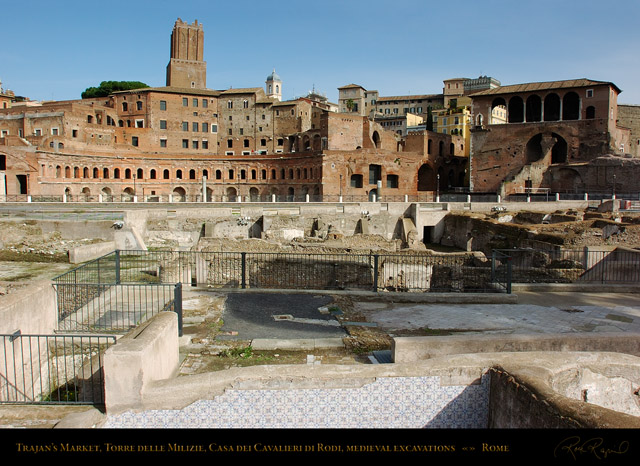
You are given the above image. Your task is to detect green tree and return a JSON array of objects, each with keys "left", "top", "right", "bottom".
[
  {"left": 426, "top": 107, "right": 434, "bottom": 131},
  {"left": 81, "top": 81, "right": 149, "bottom": 99}
]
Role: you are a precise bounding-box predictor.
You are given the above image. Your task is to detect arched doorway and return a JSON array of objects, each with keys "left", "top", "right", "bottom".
[
  {"left": 249, "top": 187, "right": 259, "bottom": 202},
  {"left": 173, "top": 187, "right": 186, "bottom": 202},
  {"left": 226, "top": 187, "right": 237, "bottom": 202},
  {"left": 417, "top": 164, "right": 436, "bottom": 191}
]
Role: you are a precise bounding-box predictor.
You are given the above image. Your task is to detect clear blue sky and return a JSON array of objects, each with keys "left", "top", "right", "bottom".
[{"left": 3, "top": 0, "right": 639, "bottom": 104}]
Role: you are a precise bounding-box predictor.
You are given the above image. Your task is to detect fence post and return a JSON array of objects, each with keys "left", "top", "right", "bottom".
[
  {"left": 115, "top": 250, "right": 121, "bottom": 284},
  {"left": 507, "top": 256, "right": 512, "bottom": 294},
  {"left": 491, "top": 251, "right": 496, "bottom": 283},
  {"left": 174, "top": 283, "right": 183, "bottom": 337},
  {"left": 372, "top": 254, "right": 379, "bottom": 292},
  {"left": 241, "top": 252, "right": 246, "bottom": 289}
]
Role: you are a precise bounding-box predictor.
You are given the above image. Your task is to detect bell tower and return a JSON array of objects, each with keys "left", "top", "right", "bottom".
[
  {"left": 265, "top": 69, "right": 282, "bottom": 101},
  {"left": 166, "top": 18, "right": 207, "bottom": 89}
]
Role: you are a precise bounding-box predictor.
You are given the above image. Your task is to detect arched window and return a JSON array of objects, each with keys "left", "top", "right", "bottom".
[
  {"left": 189, "top": 169, "right": 196, "bottom": 180},
  {"left": 103, "top": 168, "right": 109, "bottom": 179},
  {"left": 125, "top": 168, "right": 132, "bottom": 179},
  {"left": 508, "top": 96, "right": 524, "bottom": 123},
  {"left": 544, "top": 94, "right": 561, "bottom": 121},
  {"left": 216, "top": 170, "right": 222, "bottom": 180},
  {"left": 122, "top": 102, "right": 128, "bottom": 112},
  {"left": 163, "top": 169, "right": 170, "bottom": 179},
  {"left": 114, "top": 168, "right": 121, "bottom": 179},
  {"left": 137, "top": 168, "right": 143, "bottom": 179},
  {"left": 562, "top": 92, "right": 580, "bottom": 120},
  {"left": 150, "top": 169, "right": 157, "bottom": 179}
]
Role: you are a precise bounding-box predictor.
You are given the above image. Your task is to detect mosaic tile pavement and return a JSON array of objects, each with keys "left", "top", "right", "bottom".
[{"left": 104, "top": 375, "right": 489, "bottom": 428}]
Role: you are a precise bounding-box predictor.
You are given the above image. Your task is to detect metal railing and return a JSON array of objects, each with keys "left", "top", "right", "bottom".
[
  {"left": 53, "top": 252, "right": 183, "bottom": 335},
  {"left": 0, "top": 333, "right": 115, "bottom": 405},
  {"left": 2, "top": 192, "right": 639, "bottom": 204},
  {"left": 495, "top": 248, "right": 640, "bottom": 284},
  {"left": 113, "top": 249, "right": 509, "bottom": 293}
]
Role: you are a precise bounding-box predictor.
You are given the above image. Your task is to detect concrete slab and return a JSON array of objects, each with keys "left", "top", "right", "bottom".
[{"left": 251, "top": 338, "right": 344, "bottom": 350}]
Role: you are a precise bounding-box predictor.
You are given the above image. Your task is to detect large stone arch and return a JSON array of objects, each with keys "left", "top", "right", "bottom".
[
  {"left": 549, "top": 167, "right": 584, "bottom": 192},
  {"left": 525, "top": 132, "right": 568, "bottom": 164}
]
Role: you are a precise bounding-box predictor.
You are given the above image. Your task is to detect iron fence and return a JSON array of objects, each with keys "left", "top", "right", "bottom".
[
  {"left": 495, "top": 248, "right": 640, "bottom": 284},
  {"left": 0, "top": 333, "right": 115, "bottom": 405},
  {"left": 113, "top": 249, "right": 508, "bottom": 293},
  {"left": 53, "top": 252, "right": 183, "bottom": 335}
]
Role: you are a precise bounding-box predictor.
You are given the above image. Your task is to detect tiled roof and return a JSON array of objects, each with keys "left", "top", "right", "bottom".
[
  {"left": 220, "top": 87, "right": 264, "bottom": 95},
  {"left": 112, "top": 86, "right": 222, "bottom": 97},
  {"left": 469, "top": 79, "right": 621, "bottom": 97},
  {"left": 377, "top": 94, "right": 443, "bottom": 102},
  {"left": 338, "top": 83, "right": 365, "bottom": 90}
]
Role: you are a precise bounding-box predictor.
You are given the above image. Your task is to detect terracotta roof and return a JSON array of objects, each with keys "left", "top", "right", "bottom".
[
  {"left": 377, "top": 94, "right": 443, "bottom": 102},
  {"left": 219, "top": 87, "right": 264, "bottom": 95},
  {"left": 113, "top": 86, "right": 222, "bottom": 97},
  {"left": 469, "top": 79, "right": 621, "bottom": 97},
  {"left": 338, "top": 83, "right": 366, "bottom": 90}
]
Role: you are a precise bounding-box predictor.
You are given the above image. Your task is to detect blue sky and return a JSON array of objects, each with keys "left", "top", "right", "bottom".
[{"left": 2, "top": 0, "right": 639, "bottom": 104}]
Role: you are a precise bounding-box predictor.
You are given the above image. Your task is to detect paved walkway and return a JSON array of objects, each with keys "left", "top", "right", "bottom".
[{"left": 354, "top": 291, "right": 640, "bottom": 335}]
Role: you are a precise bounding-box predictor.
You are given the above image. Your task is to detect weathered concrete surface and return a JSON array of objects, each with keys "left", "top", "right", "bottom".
[
  {"left": 0, "top": 280, "right": 57, "bottom": 334},
  {"left": 68, "top": 240, "right": 116, "bottom": 264},
  {"left": 103, "top": 312, "right": 179, "bottom": 414},
  {"left": 393, "top": 333, "right": 640, "bottom": 363}
]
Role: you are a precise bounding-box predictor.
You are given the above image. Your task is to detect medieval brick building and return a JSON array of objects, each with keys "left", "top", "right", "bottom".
[
  {"left": 468, "top": 79, "right": 635, "bottom": 196},
  {"left": 0, "top": 18, "right": 467, "bottom": 203}
]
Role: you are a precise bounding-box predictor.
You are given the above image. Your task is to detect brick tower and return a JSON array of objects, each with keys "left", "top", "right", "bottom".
[{"left": 166, "top": 19, "right": 207, "bottom": 89}]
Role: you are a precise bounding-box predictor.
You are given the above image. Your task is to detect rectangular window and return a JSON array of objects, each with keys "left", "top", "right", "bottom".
[
  {"left": 350, "top": 174, "right": 363, "bottom": 188},
  {"left": 72, "top": 129, "right": 78, "bottom": 138},
  {"left": 586, "top": 89, "right": 594, "bottom": 98},
  {"left": 202, "top": 140, "right": 208, "bottom": 149},
  {"left": 193, "top": 98, "right": 198, "bottom": 107},
  {"left": 202, "top": 123, "right": 208, "bottom": 132},
  {"left": 160, "top": 120, "right": 167, "bottom": 129},
  {"left": 182, "top": 98, "right": 188, "bottom": 107},
  {"left": 202, "top": 99, "right": 208, "bottom": 108},
  {"left": 34, "top": 128, "right": 42, "bottom": 136},
  {"left": 192, "top": 122, "right": 199, "bottom": 132},
  {"left": 227, "top": 139, "right": 233, "bottom": 148},
  {"left": 368, "top": 164, "right": 381, "bottom": 185},
  {"left": 160, "top": 139, "right": 167, "bottom": 148},
  {"left": 135, "top": 119, "right": 144, "bottom": 128},
  {"left": 386, "top": 175, "right": 399, "bottom": 188},
  {"left": 182, "top": 121, "right": 188, "bottom": 131},
  {"left": 211, "top": 124, "right": 218, "bottom": 133},
  {"left": 239, "top": 128, "right": 244, "bottom": 135},
  {"left": 160, "top": 100, "right": 167, "bottom": 110},
  {"left": 192, "top": 140, "right": 199, "bottom": 149},
  {"left": 131, "top": 136, "right": 139, "bottom": 147},
  {"left": 182, "top": 139, "right": 188, "bottom": 148},
  {"left": 243, "top": 139, "right": 250, "bottom": 148}
]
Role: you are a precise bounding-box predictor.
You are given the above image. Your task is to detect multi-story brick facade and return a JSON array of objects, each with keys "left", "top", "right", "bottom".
[
  {"left": 4, "top": 19, "right": 632, "bottom": 203},
  {"left": 469, "top": 79, "right": 633, "bottom": 196}
]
